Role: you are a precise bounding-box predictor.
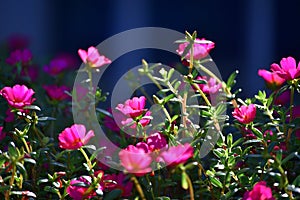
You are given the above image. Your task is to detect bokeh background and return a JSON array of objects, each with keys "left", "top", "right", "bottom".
[{"left": 1, "top": 0, "right": 300, "bottom": 99}]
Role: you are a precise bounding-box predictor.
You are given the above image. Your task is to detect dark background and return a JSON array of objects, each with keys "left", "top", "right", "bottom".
[{"left": 0, "top": 0, "right": 300, "bottom": 98}]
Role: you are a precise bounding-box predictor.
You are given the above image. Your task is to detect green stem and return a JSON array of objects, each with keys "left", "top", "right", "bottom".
[
  {"left": 191, "top": 82, "right": 211, "bottom": 106},
  {"left": 147, "top": 73, "right": 163, "bottom": 91},
  {"left": 6, "top": 165, "right": 16, "bottom": 200},
  {"left": 188, "top": 43, "right": 194, "bottom": 75},
  {"left": 87, "top": 68, "right": 94, "bottom": 91},
  {"left": 185, "top": 172, "right": 194, "bottom": 200},
  {"left": 286, "top": 85, "right": 295, "bottom": 147},
  {"left": 131, "top": 176, "right": 146, "bottom": 200},
  {"left": 161, "top": 105, "right": 172, "bottom": 123},
  {"left": 79, "top": 147, "right": 93, "bottom": 172},
  {"left": 21, "top": 137, "right": 31, "bottom": 153},
  {"left": 146, "top": 175, "right": 155, "bottom": 200}
]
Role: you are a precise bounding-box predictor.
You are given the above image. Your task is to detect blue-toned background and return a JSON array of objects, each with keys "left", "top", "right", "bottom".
[{"left": 0, "top": 0, "right": 299, "bottom": 98}]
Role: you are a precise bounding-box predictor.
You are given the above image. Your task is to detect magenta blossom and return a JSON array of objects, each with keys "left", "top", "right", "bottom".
[
  {"left": 258, "top": 69, "right": 285, "bottom": 90},
  {"left": 177, "top": 38, "right": 215, "bottom": 60},
  {"left": 7, "top": 35, "right": 29, "bottom": 50},
  {"left": 116, "top": 96, "right": 147, "bottom": 118},
  {"left": 119, "top": 143, "right": 152, "bottom": 176},
  {"left": 0, "top": 84, "right": 35, "bottom": 109},
  {"left": 195, "top": 76, "right": 222, "bottom": 94},
  {"left": 43, "top": 55, "right": 75, "bottom": 76},
  {"left": 102, "top": 173, "right": 133, "bottom": 197},
  {"left": 0, "top": 127, "right": 6, "bottom": 141},
  {"left": 146, "top": 132, "right": 168, "bottom": 152},
  {"left": 6, "top": 49, "right": 32, "bottom": 66},
  {"left": 67, "top": 176, "right": 101, "bottom": 200},
  {"left": 159, "top": 143, "right": 194, "bottom": 167},
  {"left": 274, "top": 90, "right": 290, "bottom": 106},
  {"left": 58, "top": 124, "right": 95, "bottom": 150},
  {"left": 270, "top": 56, "right": 300, "bottom": 80},
  {"left": 43, "top": 85, "right": 70, "bottom": 101},
  {"left": 5, "top": 109, "right": 15, "bottom": 122},
  {"left": 232, "top": 104, "right": 256, "bottom": 124},
  {"left": 120, "top": 111, "right": 151, "bottom": 129},
  {"left": 78, "top": 46, "right": 111, "bottom": 68},
  {"left": 243, "top": 181, "right": 275, "bottom": 200},
  {"left": 103, "top": 108, "right": 121, "bottom": 132}
]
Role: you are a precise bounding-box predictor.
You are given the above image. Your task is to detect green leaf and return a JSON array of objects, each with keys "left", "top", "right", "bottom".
[
  {"left": 192, "top": 79, "right": 207, "bottom": 84},
  {"left": 24, "top": 158, "right": 36, "bottom": 165},
  {"left": 8, "top": 142, "right": 19, "bottom": 158},
  {"left": 23, "top": 105, "right": 41, "bottom": 111},
  {"left": 276, "top": 150, "right": 282, "bottom": 163},
  {"left": 292, "top": 175, "right": 300, "bottom": 186},
  {"left": 0, "top": 155, "right": 7, "bottom": 167},
  {"left": 210, "top": 177, "right": 223, "bottom": 188},
  {"left": 181, "top": 41, "right": 193, "bottom": 60},
  {"left": 213, "top": 149, "right": 224, "bottom": 159},
  {"left": 155, "top": 197, "right": 171, "bottom": 200},
  {"left": 16, "top": 162, "right": 27, "bottom": 178},
  {"left": 227, "top": 133, "right": 233, "bottom": 148},
  {"left": 90, "top": 146, "right": 107, "bottom": 161},
  {"left": 243, "top": 139, "right": 262, "bottom": 145},
  {"left": 232, "top": 138, "right": 244, "bottom": 147},
  {"left": 82, "top": 145, "right": 96, "bottom": 151},
  {"left": 38, "top": 116, "right": 56, "bottom": 121},
  {"left": 0, "top": 185, "right": 10, "bottom": 193},
  {"left": 282, "top": 152, "right": 298, "bottom": 165},
  {"left": 163, "top": 94, "right": 175, "bottom": 104},
  {"left": 10, "top": 190, "right": 36, "bottom": 197},
  {"left": 181, "top": 172, "right": 189, "bottom": 190},
  {"left": 226, "top": 70, "right": 239, "bottom": 88},
  {"left": 37, "top": 178, "right": 49, "bottom": 185},
  {"left": 44, "top": 186, "right": 59, "bottom": 194},
  {"left": 167, "top": 68, "right": 175, "bottom": 80},
  {"left": 251, "top": 127, "right": 263, "bottom": 139},
  {"left": 96, "top": 108, "right": 112, "bottom": 117},
  {"left": 104, "top": 189, "right": 122, "bottom": 200}
]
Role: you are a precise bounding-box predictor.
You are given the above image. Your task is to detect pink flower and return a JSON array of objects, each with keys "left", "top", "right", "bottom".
[
  {"left": 232, "top": 104, "right": 256, "bottom": 124},
  {"left": 67, "top": 176, "right": 101, "bottom": 200},
  {"left": 258, "top": 69, "right": 285, "bottom": 90},
  {"left": 159, "top": 143, "right": 194, "bottom": 167},
  {"left": 0, "top": 127, "right": 6, "bottom": 140},
  {"left": 43, "top": 54, "right": 76, "bottom": 76},
  {"left": 243, "top": 181, "right": 275, "bottom": 200},
  {"left": 274, "top": 90, "right": 290, "bottom": 105},
  {"left": 195, "top": 76, "right": 222, "bottom": 94},
  {"left": 21, "top": 65, "right": 39, "bottom": 82},
  {"left": 58, "top": 124, "right": 95, "bottom": 150},
  {"left": 270, "top": 56, "right": 300, "bottom": 80},
  {"left": 177, "top": 38, "right": 215, "bottom": 60},
  {"left": 78, "top": 46, "right": 111, "bottom": 68},
  {"left": 0, "top": 84, "right": 35, "bottom": 109},
  {"left": 43, "top": 85, "right": 70, "bottom": 101},
  {"left": 116, "top": 96, "right": 147, "bottom": 118},
  {"left": 5, "top": 109, "right": 15, "bottom": 122},
  {"left": 7, "top": 35, "right": 29, "bottom": 50},
  {"left": 263, "top": 130, "right": 274, "bottom": 143},
  {"left": 292, "top": 106, "right": 300, "bottom": 119},
  {"left": 103, "top": 108, "right": 121, "bottom": 132},
  {"left": 102, "top": 173, "right": 133, "bottom": 197},
  {"left": 120, "top": 111, "right": 151, "bottom": 129},
  {"left": 6, "top": 49, "right": 32, "bottom": 66},
  {"left": 119, "top": 144, "right": 152, "bottom": 176},
  {"left": 146, "top": 132, "right": 168, "bottom": 152}
]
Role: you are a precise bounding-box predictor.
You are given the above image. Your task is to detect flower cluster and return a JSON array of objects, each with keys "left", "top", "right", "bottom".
[{"left": 0, "top": 31, "right": 299, "bottom": 200}]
